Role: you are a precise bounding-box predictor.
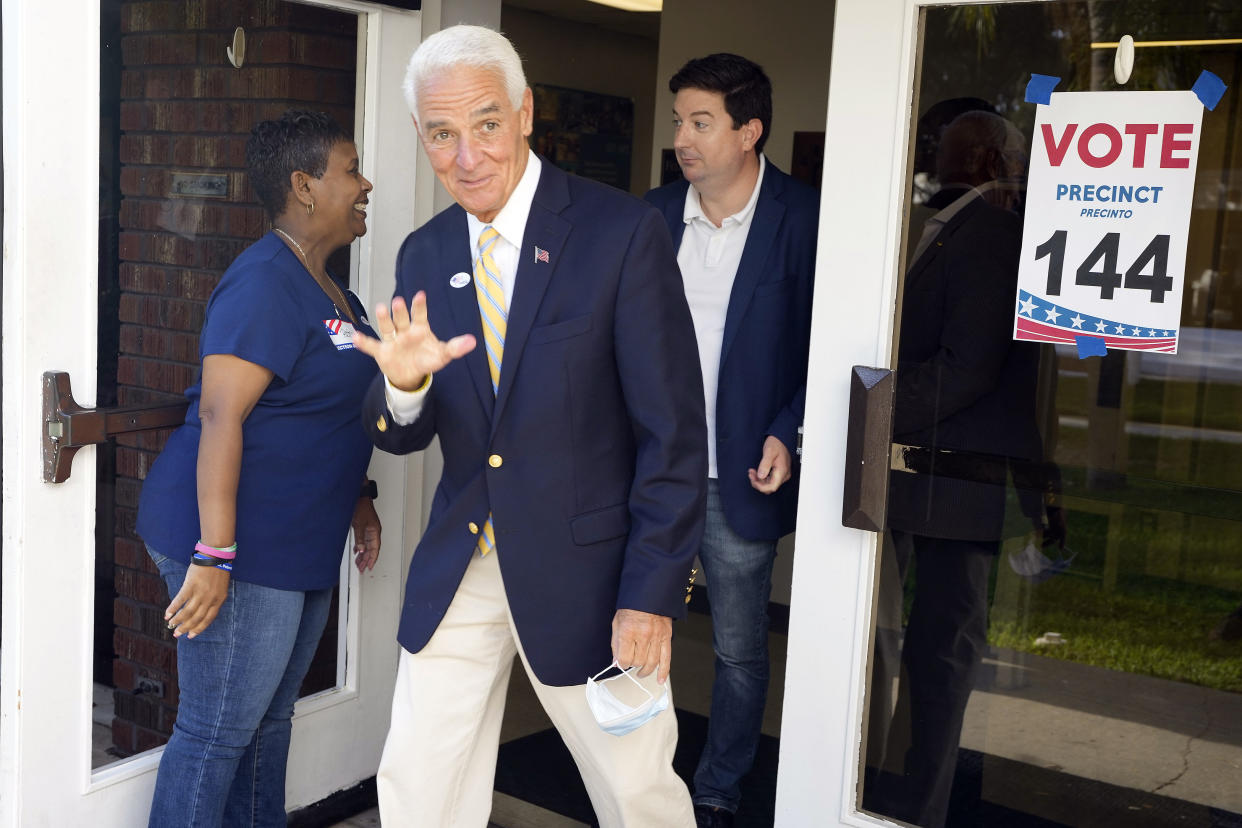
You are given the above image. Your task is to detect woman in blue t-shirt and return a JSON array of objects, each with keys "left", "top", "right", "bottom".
[{"left": 136, "top": 111, "right": 380, "bottom": 827}]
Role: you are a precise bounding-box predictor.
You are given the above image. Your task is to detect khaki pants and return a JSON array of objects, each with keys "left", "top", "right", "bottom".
[{"left": 377, "top": 550, "right": 693, "bottom": 828}]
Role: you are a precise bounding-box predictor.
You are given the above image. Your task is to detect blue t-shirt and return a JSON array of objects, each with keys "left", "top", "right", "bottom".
[{"left": 137, "top": 232, "right": 379, "bottom": 591}]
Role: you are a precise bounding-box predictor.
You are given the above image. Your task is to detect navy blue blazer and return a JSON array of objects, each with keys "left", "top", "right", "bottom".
[
  {"left": 645, "top": 161, "right": 818, "bottom": 541},
  {"left": 363, "top": 160, "right": 707, "bottom": 687}
]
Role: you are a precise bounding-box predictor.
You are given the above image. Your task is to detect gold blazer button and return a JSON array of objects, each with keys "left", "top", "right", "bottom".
[
  {"left": 468, "top": 522, "right": 479, "bottom": 535},
  {"left": 488, "top": 454, "right": 503, "bottom": 468},
  {"left": 376, "top": 415, "right": 388, "bottom": 433}
]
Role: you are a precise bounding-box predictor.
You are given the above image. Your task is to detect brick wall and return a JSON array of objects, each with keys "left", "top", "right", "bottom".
[{"left": 108, "top": 0, "right": 357, "bottom": 757}]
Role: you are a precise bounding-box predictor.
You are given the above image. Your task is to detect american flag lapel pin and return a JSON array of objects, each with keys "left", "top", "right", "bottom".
[{"left": 534, "top": 246, "right": 550, "bottom": 264}]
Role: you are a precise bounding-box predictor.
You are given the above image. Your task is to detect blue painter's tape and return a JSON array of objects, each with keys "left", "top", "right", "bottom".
[
  {"left": 1075, "top": 336, "right": 1108, "bottom": 359},
  {"left": 1192, "top": 70, "right": 1227, "bottom": 111},
  {"left": 1025, "top": 74, "right": 1061, "bottom": 105}
]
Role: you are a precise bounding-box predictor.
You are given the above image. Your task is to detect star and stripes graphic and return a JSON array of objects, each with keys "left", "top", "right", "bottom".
[{"left": 1013, "top": 290, "right": 1177, "bottom": 353}]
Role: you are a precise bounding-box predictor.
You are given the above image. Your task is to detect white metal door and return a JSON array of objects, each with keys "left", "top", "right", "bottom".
[
  {"left": 1, "top": 2, "right": 430, "bottom": 824},
  {"left": 777, "top": 1, "right": 1024, "bottom": 825}
]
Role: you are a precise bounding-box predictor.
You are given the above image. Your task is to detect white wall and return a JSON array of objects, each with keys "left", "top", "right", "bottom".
[
  {"left": 501, "top": 6, "right": 658, "bottom": 196},
  {"left": 649, "top": 0, "right": 835, "bottom": 187}
]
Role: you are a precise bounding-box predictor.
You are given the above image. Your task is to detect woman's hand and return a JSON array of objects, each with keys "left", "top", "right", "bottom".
[
  {"left": 352, "top": 496, "right": 382, "bottom": 572},
  {"left": 165, "top": 566, "right": 231, "bottom": 639}
]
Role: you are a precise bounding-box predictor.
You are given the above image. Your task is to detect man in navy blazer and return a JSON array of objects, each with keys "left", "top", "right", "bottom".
[
  {"left": 644, "top": 54, "right": 818, "bottom": 828},
  {"left": 352, "top": 26, "right": 706, "bottom": 828}
]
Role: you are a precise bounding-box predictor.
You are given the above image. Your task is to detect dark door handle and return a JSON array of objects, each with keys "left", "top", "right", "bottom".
[
  {"left": 42, "top": 370, "right": 188, "bottom": 483},
  {"left": 841, "top": 366, "right": 894, "bottom": 532}
]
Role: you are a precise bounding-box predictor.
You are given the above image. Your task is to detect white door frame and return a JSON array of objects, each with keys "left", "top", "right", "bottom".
[
  {"left": 777, "top": 1, "right": 1020, "bottom": 824},
  {"left": 1, "top": 2, "right": 429, "bottom": 823}
]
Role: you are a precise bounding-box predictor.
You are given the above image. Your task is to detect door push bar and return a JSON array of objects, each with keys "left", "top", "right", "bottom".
[
  {"left": 842, "top": 365, "right": 1059, "bottom": 533},
  {"left": 42, "top": 370, "right": 188, "bottom": 484},
  {"left": 842, "top": 366, "right": 895, "bottom": 532}
]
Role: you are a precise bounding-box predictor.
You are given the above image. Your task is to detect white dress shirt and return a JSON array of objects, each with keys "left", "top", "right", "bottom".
[
  {"left": 677, "top": 154, "right": 766, "bottom": 478},
  {"left": 385, "top": 151, "right": 542, "bottom": 423}
]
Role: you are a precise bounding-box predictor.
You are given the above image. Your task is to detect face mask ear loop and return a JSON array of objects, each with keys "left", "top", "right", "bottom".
[
  {"left": 589, "top": 660, "right": 623, "bottom": 683},
  {"left": 588, "top": 660, "right": 656, "bottom": 705}
]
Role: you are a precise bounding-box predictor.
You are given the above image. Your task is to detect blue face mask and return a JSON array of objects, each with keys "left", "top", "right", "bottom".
[{"left": 584, "top": 660, "right": 670, "bottom": 737}]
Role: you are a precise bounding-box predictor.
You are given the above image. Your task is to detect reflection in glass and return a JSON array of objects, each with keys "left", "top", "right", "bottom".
[
  {"left": 94, "top": 0, "right": 360, "bottom": 768},
  {"left": 861, "top": 2, "right": 1242, "bottom": 825}
]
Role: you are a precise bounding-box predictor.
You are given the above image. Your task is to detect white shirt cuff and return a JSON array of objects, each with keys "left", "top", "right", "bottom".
[{"left": 384, "top": 374, "right": 431, "bottom": 425}]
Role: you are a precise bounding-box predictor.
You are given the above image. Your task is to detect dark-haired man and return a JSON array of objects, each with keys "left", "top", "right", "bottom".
[{"left": 645, "top": 53, "right": 818, "bottom": 828}]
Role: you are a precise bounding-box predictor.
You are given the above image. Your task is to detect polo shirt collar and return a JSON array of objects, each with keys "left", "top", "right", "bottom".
[{"left": 683, "top": 154, "right": 766, "bottom": 228}]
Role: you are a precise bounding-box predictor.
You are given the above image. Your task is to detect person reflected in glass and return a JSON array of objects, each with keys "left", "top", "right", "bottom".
[
  {"left": 864, "top": 108, "right": 1062, "bottom": 828},
  {"left": 135, "top": 110, "right": 381, "bottom": 827}
]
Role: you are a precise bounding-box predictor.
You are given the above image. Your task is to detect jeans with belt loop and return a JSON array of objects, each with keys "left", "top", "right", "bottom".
[{"left": 146, "top": 547, "right": 333, "bottom": 828}]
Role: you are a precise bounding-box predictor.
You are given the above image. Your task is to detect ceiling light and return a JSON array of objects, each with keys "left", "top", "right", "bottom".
[{"left": 582, "top": 0, "right": 662, "bottom": 11}]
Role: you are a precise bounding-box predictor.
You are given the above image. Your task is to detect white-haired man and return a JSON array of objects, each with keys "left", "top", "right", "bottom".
[{"left": 353, "top": 25, "right": 706, "bottom": 828}]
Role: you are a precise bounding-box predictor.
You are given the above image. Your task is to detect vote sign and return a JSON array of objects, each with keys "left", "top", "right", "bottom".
[{"left": 1013, "top": 90, "right": 1204, "bottom": 354}]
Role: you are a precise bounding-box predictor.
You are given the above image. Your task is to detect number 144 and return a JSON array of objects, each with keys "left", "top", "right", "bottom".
[{"left": 1035, "top": 230, "right": 1173, "bottom": 303}]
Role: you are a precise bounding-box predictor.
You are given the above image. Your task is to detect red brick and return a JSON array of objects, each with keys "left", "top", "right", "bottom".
[
  {"left": 172, "top": 331, "right": 201, "bottom": 362},
  {"left": 119, "top": 101, "right": 151, "bottom": 131},
  {"left": 114, "top": 568, "right": 167, "bottom": 606},
  {"left": 113, "top": 599, "right": 139, "bottom": 632},
  {"left": 130, "top": 428, "right": 178, "bottom": 453},
  {"left": 119, "top": 134, "right": 173, "bottom": 166},
  {"left": 113, "top": 658, "right": 136, "bottom": 692},
  {"left": 201, "top": 238, "right": 247, "bottom": 271},
  {"left": 170, "top": 134, "right": 226, "bottom": 168},
  {"left": 115, "top": 445, "right": 157, "bottom": 480},
  {"left": 134, "top": 726, "right": 170, "bottom": 754},
  {"left": 114, "top": 538, "right": 146, "bottom": 570},
  {"left": 122, "top": 33, "right": 198, "bottom": 66},
  {"left": 185, "top": 271, "right": 220, "bottom": 301},
  {"left": 180, "top": 67, "right": 231, "bottom": 99},
  {"left": 117, "top": 354, "right": 141, "bottom": 385},
  {"left": 228, "top": 205, "right": 267, "bottom": 238},
  {"left": 114, "top": 629, "right": 175, "bottom": 674},
  {"left": 116, "top": 478, "right": 143, "bottom": 509},
  {"left": 123, "top": 1, "right": 186, "bottom": 34},
  {"left": 115, "top": 506, "right": 139, "bottom": 541},
  {"left": 111, "top": 718, "right": 136, "bottom": 755}
]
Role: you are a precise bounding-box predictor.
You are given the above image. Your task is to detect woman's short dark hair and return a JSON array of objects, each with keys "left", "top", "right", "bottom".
[
  {"left": 669, "top": 53, "right": 772, "bottom": 156},
  {"left": 246, "top": 110, "right": 349, "bottom": 218}
]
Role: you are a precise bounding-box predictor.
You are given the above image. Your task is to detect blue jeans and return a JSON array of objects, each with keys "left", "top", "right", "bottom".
[
  {"left": 692, "top": 480, "right": 778, "bottom": 813},
  {"left": 147, "top": 548, "right": 334, "bottom": 828}
]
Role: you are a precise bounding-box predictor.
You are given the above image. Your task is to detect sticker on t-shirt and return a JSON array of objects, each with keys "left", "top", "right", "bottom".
[{"left": 323, "top": 319, "right": 357, "bottom": 351}]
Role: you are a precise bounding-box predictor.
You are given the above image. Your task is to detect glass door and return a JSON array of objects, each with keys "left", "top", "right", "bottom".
[
  {"left": 2, "top": 2, "right": 426, "bottom": 823},
  {"left": 786, "top": 0, "right": 1241, "bottom": 824}
]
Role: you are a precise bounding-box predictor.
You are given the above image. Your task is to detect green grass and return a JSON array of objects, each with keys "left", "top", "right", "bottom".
[
  {"left": 921, "top": 368, "right": 1242, "bottom": 692},
  {"left": 1055, "top": 373, "right": 1242, "bottom": 433},
  {"left": 989, "top": 572, "right": 1242, "bottom": 693},
  {"left": 978, "top": 505, "right": 1242, "bottom": 693}
]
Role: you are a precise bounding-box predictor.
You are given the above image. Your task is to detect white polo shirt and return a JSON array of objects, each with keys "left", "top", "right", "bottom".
[{"left": 678, "top": 154, "right": 766, "bottom": 479}]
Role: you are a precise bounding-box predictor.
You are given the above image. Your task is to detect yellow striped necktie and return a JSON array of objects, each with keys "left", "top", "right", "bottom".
[{"left": 474, "top": 225, "right": 504, "bottom": 556}]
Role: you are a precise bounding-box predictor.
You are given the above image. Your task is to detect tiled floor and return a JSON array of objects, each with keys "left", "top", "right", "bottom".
[{"left": 327, "top": 609, "right": 788, "bottom": 827}]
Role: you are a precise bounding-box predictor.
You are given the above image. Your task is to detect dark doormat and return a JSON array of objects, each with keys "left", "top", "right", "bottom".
[{"left": 494, "top": 708, "right": 779, "bottom": 827}]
